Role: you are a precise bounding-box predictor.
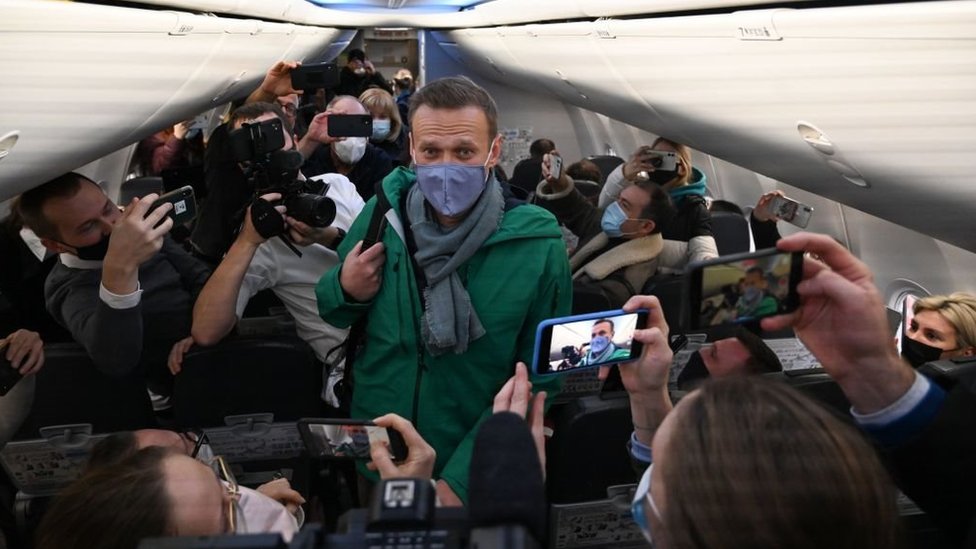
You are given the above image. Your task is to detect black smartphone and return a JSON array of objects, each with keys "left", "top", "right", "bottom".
[
  {"left": 327, "top": 114, "right": 373, "bottom": 138},
  {"left": 0, "top": 345, "right": 22, "bottom": 396},
  {"left": 298, "top": 418, "right": 407, "bottom": 461},
  {"left": 148, "top": 185, "right": 197, "bottom": 226},
  {"left": 290, "top": 62, "right": 338, "bottom": 90},
  {"left": 532, "top": 309, "right": 649, "bottom": 375},
  {"left": 685, "top": 248, "right": 803, "bottom": 330}
]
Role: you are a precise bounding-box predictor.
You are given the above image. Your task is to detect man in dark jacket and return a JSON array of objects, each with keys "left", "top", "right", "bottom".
[
  {"left": 299, "top": 95, "right": 394, "bottom": 201},
  {"left": 335, "top": 48, "right": 392, "bottom": 99},
  {"left": 16, "top": 173, "right": 209, "bottom": 388}
]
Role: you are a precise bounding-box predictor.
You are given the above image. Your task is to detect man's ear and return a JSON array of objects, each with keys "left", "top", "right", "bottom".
[
  {"left": 39, "top": 237, "right": 71, "bottom": 255},
  {"left": 408, "top": 131, "right": 415, "bottom": 164},
  {"left": 486, "top": 134, "right": 502, "bottom": 168},
  {"left": 638, "top": 219, "right": 656, "bottom": 236}
]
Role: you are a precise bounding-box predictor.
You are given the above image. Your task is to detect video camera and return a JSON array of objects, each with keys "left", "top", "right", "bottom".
[
  {"left": 228, "top": 118, "right": 336, "bottom": 229},
  {"left": 138, "top": 479, "right": 538, "bottom": 549}
]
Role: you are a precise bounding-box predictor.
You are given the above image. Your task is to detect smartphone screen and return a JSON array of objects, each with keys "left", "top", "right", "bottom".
[
  {"left": 687, "top": 249, "right": 803, "bottom": 330},
  {"left": 298, "top": 419, "right": 406, "bottom": 461},
  {"left": 327, "top": 114, "right": 372, "bottom": 138},
  {"left": 770, "top": 196, "right": 813, "bottom": 228},
  {"left": 533, "top": 309, "right": 648, "bottom": 375},
  {"left": 148, "top": 185, "right": 197, "bottom": 226},
  {"left": 548, "top": 154, "right": 562, "bottom": 180}
]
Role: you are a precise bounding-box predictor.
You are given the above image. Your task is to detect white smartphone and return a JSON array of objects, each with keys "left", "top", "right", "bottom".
[
  {"left": 768, "top": 195, "right": 813, "bottom": 228},
  {"left": 547, "top": 153, "right": 563, "bottom": 180}
]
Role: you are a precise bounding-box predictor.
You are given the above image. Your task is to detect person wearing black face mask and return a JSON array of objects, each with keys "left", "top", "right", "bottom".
[
  {"left": 901, "top": 292, "right": 976, "bottom": 368},
  {"left": 600, "top": 138, "right": 717, "bottom": 266},
  {"left": 15, "top": 173, "right": 210, "bottom": 392}
]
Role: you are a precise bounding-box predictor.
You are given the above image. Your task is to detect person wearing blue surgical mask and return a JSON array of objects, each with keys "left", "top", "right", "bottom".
[
  {"left": 316, "top": 76, "right": 571, "bottom": 506},
  {"left": 360, "top": 88, "right": 409, "bottom": 166},
  {"left": 534, "top": 154, "right": 683, "bottom": 312}
]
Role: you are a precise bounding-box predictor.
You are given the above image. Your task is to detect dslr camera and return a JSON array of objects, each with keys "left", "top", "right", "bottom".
[{"left": 228, "top": 118, "right": 336, "bottom": 228}]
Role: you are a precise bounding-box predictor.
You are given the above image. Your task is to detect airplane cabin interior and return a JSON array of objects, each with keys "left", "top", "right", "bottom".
[{"left": 1, "top": 0, "right": 975, "bottom": 547}]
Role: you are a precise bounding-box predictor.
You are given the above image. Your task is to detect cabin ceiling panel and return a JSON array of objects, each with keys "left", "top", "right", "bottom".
[
  {"left": 451, "top": 1, "right": 976, "bottom": 251},
  {"left": 0, "top": 1, "right": 346, "bottom": 196}
]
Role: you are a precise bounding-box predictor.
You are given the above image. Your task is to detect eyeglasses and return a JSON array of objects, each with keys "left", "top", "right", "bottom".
[
  {"left": 277, "top": 103, "right": 298, "bottom": 115},
  {"left": 631, "top": 463, "right": 662, "bottom": 545},
  {"left": 180, "top": 429, "right": 209, "bottom": 459},
  {"left": 211, "top": 456, "right": 241, "bottom": 534}
]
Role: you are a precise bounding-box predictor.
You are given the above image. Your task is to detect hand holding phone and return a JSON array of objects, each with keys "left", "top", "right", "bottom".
[
  {"left": 298, "top": 418, "right": 408, "bottom": 462},
  {"left": 685, "top": 248, "right": 803, "bottom": 330},
  {"left": 147, "top": 185, "right": 197, "bottom": 227},
  {"left": 368, "top": 414, "right": 436, "bottom": 480},
  {"left": 532, "top": 309, "right": 649, "bottom": 375}
]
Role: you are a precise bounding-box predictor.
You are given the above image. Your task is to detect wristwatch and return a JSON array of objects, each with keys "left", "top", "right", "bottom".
[{"left": 329, "top": 228, "right": 346, "bottom": 251}]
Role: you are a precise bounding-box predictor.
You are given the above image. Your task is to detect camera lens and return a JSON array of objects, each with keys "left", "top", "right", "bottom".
[{"left": 285, "top": 193, "right": 336, "bottom": 227}]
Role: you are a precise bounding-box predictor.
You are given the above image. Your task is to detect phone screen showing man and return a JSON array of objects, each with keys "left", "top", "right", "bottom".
[
  {"left": 543, "top": 312, "right": 641, "bottom": 374},
  {"left": 695, "top": 251, "right": 799, "bottom": 328}
]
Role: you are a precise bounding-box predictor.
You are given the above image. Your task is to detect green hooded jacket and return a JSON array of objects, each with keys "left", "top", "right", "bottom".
[{"left": 316, "top": 167, "right": 571, "bottom": 502}]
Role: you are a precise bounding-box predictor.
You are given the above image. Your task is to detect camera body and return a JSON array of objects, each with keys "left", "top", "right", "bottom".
[{"left": 228, "top": 118, "right": 336, "bottom": 228}]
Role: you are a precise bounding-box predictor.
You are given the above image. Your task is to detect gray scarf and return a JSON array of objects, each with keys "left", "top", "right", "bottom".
[{"left": 406, "top": 178, "right": 504, "bottom": 356}]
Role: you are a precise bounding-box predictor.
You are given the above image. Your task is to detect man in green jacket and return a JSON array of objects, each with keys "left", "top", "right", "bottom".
[
  {"left": 579, "top": 318, "right": 633, "bottom": 367},
  {"left": 316, "top": 76, "right": 571, "bottom": 504}
]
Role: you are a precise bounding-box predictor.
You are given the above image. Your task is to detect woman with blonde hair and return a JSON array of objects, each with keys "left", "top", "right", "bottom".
[
  {"left": 359, "top": 87, "right": 408, "bottom": 165},
  {"left": 902, "top": 292, "right": 976, "bottom": 366}
]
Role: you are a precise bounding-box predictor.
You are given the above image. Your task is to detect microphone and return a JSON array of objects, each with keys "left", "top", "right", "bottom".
[{"left": 468, "top": 412, "right": 546, "bottom": 547}]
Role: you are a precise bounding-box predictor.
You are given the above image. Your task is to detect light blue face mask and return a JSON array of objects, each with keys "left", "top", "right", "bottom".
[
  {"left": 413, "top": 149, "right": 493, "bottom": 217},
  {"left": 371, "top": 119, "right": 391, "bottom": 141},
  {"left": 589, "top": 335, "right": 611, "bottom": 355},
  {"left": 601, "top": 201, "right": 644, "bottom": 238}
]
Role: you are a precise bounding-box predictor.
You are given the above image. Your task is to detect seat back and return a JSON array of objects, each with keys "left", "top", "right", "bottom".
[
  {"left": 118, "top": 176, "right": 163, "bottom": 204},
  {"left": 710, "top": 211, "right": 751, "bottom": 256},
  {"left": 641, "top": 273, "right": 686, "bottom": 333},
  {"left": 546, "top": 394, "right": 635, "bottom": 504},
  {"left": 13, "top": 343, "right": 156, "bottom": 440},
  {"left": 172, "top": 336, "right": 323, "bottom": 428},
  {"left": 764, "top": 370, "right": 852, "bottom": 419},
  {"left": 585, "top": 155, "right": 625, "bottom": 182}
]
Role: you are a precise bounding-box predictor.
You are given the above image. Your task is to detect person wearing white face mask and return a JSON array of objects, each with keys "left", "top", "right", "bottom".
[
  {"left": 316, "top": 76, "right": 571, "bottom": 506},
  {"left": 360, "top": 88, "right": 409, "bottom": 166},
  {"left": 299, "top": 95, "right": 394, "bottom": 201},
  {"left": 533, "top": 153, "right": 686, "bottom": 313}
]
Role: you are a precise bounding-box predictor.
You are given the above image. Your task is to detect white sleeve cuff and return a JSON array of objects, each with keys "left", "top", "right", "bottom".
[
  {"left": 851, "top": 371, "right": 930, "bottom": 427},
  {"left": 99, "top": 282, "right": 143, "bottom": 310}
]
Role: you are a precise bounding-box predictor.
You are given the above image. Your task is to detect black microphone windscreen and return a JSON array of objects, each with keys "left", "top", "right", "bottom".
[{"left": 468, "top": 412, "right": 546, "bottom": 543}]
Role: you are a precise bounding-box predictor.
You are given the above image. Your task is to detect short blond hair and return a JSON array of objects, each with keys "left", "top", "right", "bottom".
[
  {"left": 359, "top": 88, "right": 403, "bottom": 143},
  {"left": 914, "top": 292, "right": 976, "bottom": 349}
]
